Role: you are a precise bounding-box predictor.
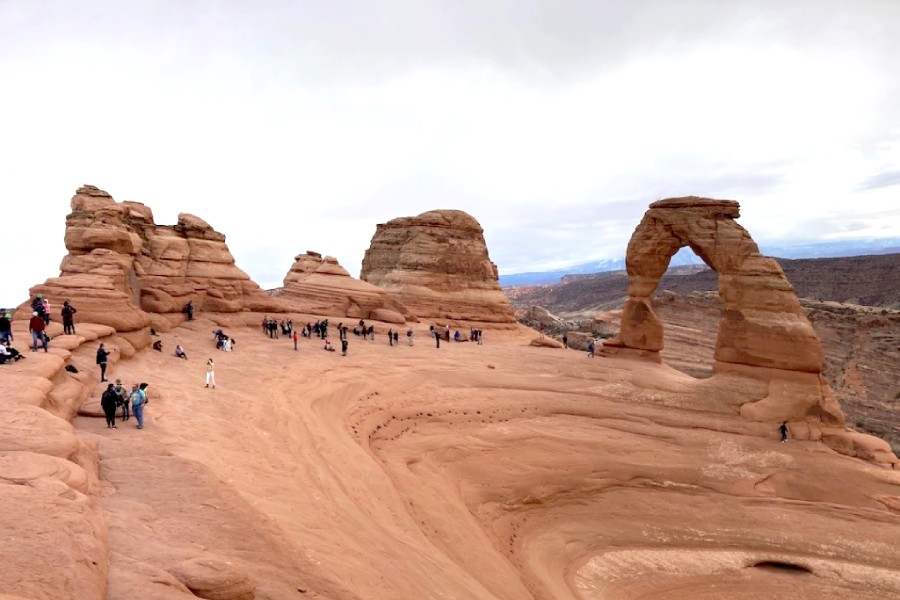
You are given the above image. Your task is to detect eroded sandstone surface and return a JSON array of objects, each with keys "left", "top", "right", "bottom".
[
  {"left": 361, "top": 210, "right": 516, "bottom": 326},
  {"left": 1, "top": 195, "right": 897, "bottom": 600}
]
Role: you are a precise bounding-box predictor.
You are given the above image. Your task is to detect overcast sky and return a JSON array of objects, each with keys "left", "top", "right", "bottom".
[{"left": 2, "top": 0, "right": 899, "bottom": 306}]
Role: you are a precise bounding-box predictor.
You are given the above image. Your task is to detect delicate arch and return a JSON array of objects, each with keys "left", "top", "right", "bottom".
[{"left": 605, "top": 197, "right": 824, "bottom": 373}]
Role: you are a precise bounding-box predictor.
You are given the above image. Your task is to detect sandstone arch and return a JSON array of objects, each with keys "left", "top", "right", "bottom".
[{"left": 605, "top": 197, "right": 826, "bottom": 373}]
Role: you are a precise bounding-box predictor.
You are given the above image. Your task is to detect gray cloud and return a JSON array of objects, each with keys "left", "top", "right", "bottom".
[
  {"left": 858, "top": 169, "right": 900, "bottom": 191},
  {"left": 3, "top": 0, "right": 900, "bottom": 304}
]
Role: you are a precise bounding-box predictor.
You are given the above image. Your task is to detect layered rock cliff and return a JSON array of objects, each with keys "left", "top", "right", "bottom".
[
  {"left": 360, "top": 210, "right": 516, "bottom": 326},
  {"left": 276, "top": 251, "right": 413, "bottom": 324},
  {"left": 18, "top": 185, "right": 281, "bottom": 330}
]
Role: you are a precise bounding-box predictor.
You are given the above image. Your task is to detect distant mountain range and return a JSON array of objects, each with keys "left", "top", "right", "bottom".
[{"left": 499, "top": 238, "right": 900, "bottom": 287}]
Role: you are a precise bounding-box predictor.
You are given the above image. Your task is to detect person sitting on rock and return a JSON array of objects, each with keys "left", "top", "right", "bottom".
[
  {"left": 152, "top": 340, "right": 163, "bottom": 352},
  {"left": 0, "top": 342, "right": 25, "bottom": 363},
  {"left": 454, "top": 330, "right": 461, "bottom": 342},
  {"left": 175, "top": 344, "right": 187, "bottom": 359},
  {"left": 324, "top": 339, "right": 335, "bottom": 352}
]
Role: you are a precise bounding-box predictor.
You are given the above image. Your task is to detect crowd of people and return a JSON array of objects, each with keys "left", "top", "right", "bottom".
[
  {"left": 0, "top": 296, "right": 82, "bottom": 357},
  {"left": 100, "top": 380, "right": 149, "bottom": 429}
]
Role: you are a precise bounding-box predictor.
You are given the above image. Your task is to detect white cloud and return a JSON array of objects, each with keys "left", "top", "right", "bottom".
[{"left": 2, "top": 0, "right": 899, "bottom": 306}]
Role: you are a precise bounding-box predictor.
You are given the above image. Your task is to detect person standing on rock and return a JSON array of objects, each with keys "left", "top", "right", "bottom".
[
  {"left": 101, "top": 383, "right": 119, "bottom": 429},
  {"left": 407, "top": 328, "right": 414, "bottom": 346},
  {"left": 29, "top": 311, "right": 48, "bottom": 352},
  {"left": 293, "top": 329, "right": 298, "bottom": 351},
  {"left": 434, "top": 330, "right": 441, "bottom": 348},
  {"left": 0, "top": 311, "right": 13, "bottom": 344},
  {"left": 96, "top": 343, "right": 111, "bottom": 381},
  {"left": 131, "top": 383, "right": 148, "bottom": 429},
  {"left": 41, "top": 298, "right": 51, "bottom": 325},
  {"left": 388, "top": 328, "right": 394, "bottom": 346},
  {"left": 587, "top": 341, "right": 594, "bottom": 358},
  {"left": 184, "top": 300, "right": 194, "bottom": 321},
  {"left": 341, "top": 338, "right": 348, "bottom": 356},
  {"left": 61, "top": 300, "right": 77, "bottom": 335},
  {"left": 113, "top": 379, "right": 129, "bottom": 421},
  {"left": 779, "top": 422, "right": 789, "bottom": 443},
  {"left": 205, "top": 358, "right": 216, "bottom": 388},
  {"left": 562, "top": 333, "right": 568, "bottom": 349},
  {"left": 393, "top": 331, "right": 399, "bottom": 346}
]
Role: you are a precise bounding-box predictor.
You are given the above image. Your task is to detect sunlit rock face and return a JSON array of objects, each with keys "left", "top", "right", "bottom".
[{"left": 361, "top": 209, "right": 516, "bottom": 327}]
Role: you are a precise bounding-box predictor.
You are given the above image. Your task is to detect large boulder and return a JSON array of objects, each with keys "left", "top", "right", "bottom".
[
  {"left": 17, "top": 185, "right": 283, "bottom": 325},
  {"left": 360, "top": 210, "right": 516, "bottom": 327},
  {"left": 276, "top": 251, "right": 413, "bottom": 322}
]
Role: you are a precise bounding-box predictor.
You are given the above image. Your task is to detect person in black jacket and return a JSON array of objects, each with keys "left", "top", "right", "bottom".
[
  {"left": 101, "top": 384, "right": 118, "bottom": 429},
  {"left": 61, "top": 300, "right": 77, "bottom": 335},
  {"left": 0, "top": 311, "right": 12, "bottom": 344},
  {"left": 96, "top": 343, "right": 111, "bottom": 381}
]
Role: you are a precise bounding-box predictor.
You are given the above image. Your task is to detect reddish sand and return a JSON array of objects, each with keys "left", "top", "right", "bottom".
[{"left": 63, "top": 318, "right": 900, "bottom": 600}]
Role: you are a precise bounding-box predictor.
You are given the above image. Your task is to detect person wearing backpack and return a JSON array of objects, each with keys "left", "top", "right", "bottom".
[{"left": 113, "top": 379, "right": 129, "bottom": 421}]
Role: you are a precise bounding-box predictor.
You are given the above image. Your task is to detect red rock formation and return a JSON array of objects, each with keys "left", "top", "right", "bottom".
[
  {"left": 17, "top": 185, "right": 281, "bottom": 330},
  {"left": 360, "top": 210, "right": 516, "bottom": 326},
  {"left": 276, "top": 251, "right": 413, "bottom": 324},
  {"left": 601, "top": 197, "right": 898, "bottom": 467}
]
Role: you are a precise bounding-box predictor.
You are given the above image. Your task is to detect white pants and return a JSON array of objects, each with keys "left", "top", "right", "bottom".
[{"left": 206, "top": 371, "right": 215, "bottom": 386}]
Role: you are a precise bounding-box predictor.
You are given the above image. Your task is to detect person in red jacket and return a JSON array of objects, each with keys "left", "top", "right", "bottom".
[{"left": 29, "top": 311, "right": 48, "bottom": 352}]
